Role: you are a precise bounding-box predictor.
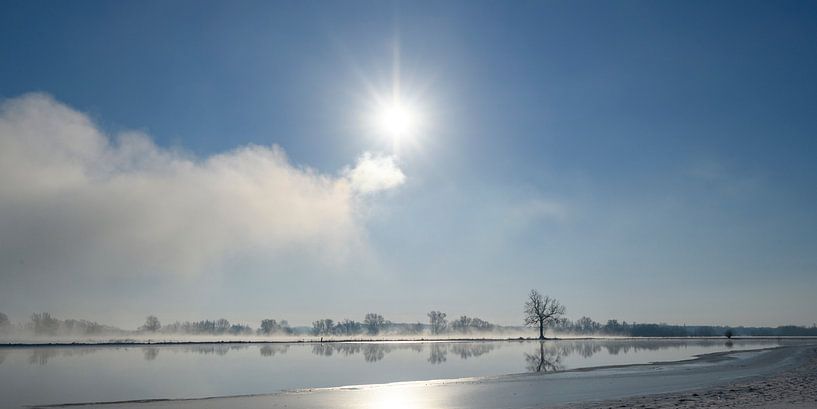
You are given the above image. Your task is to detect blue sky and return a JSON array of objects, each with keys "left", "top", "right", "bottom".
[{"left": 1, "top": 1, "right": 816, "bottom": 327}]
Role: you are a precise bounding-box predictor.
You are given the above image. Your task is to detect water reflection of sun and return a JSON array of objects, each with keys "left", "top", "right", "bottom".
[{"left": 366, "top": 387, "right": 438, "bottom": 409}]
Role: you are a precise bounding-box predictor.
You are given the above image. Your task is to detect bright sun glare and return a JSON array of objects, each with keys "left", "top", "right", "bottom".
[
  {"left": 364, "top": 43, "right": 427, "bottom": 149},
  {"left": 373, "top": 100, "right": 420, "bottom": 140}
]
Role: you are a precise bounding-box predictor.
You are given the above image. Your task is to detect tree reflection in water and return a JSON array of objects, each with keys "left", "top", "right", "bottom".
[
  {"left": 27, "top": 347, "right": 99, "bottom": 365},
  {"left": 142, "top": 347, "right": 159, "bottom": 361},
  {"left": 181, "top": 344, "right": 247, "bottom": 356},
  {"left": 363, "top": 344, "right": 387, "bottom": 362},
  {"left": 451, "top": 342, "right": 495, "bottom": 359},
  {"left": 524, "top": 341, "right": 564, "bottom": 373},
  {"left": 427, "top": 344, "right": 447, "bottom": 364},
  {"left": 259, "top": 344, "right": 290, "bottom": 357},
  {"left": 305, "top": 342, "right": 497, "bottom": 364},
  {"left": 10, "top": 339, "right": 784, "bottom": 367},
  {"left": 28, "top": 349, "right": 58, "bottom": 365},
  {"left": 311, "top": 343, "right": 335, "bottom": 357}
]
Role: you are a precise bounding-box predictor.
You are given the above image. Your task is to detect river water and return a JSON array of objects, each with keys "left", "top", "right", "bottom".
[{"left": 0, "top": 338, "right": 794, "bottom": 408}]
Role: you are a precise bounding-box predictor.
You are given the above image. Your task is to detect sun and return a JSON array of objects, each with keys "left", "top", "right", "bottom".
[
  {"left": 361, "top": 42, "right": 428, "bottom": 150},
  {"left": 372, "top": 99, "right": 421, "bottom": 140}
]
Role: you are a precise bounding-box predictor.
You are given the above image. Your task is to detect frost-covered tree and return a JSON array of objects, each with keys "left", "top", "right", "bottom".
[
  {"left": 364, "top": 313, "right": 386, "bottom": 335},
  {"left": 31, "top": 312, "right": 60, "bottom": 335},
  {"left": 312, "top": 319, "right": 334, "bottom": 335},
  {"left": 428, "top": 311, "right": 447, "bottom": 335},
  {"left": 141, "top": 315, "right": 161, "bottom": 332}
]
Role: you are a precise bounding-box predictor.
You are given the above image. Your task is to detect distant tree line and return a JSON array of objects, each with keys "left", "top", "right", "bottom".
[
  {"left": 550, "top": 316, "right": 817, "bottom": 337},
  {"left": 258, "top": 319, "right": 292, "bottom": 335},
  {"left": 0, "top": 312, "right": 122, "bottom": 336},
  {"left": 2, "top": 309, "right": 816, "bottom": 339},
  {"left": 523, "top": 289, "right": 817, "bottom": 338},
  {"left": 146, "top": 317, "right": 257, "bottom": 336},
  {"left": 308, "top": 311, "right": 498, "bottom": 337}
]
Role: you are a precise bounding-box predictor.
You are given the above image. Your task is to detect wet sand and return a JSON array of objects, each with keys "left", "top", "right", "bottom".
[{"left": 34, "top": 345, "right": 816, "bottom": 409}]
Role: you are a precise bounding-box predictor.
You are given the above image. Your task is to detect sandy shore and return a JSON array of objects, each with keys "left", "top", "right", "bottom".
[
  {"left": 35, "top": 344, "right": 817, "bottom": 409},
  {"left": 554, "top": 346, "right": 817, "bottom": 408}
]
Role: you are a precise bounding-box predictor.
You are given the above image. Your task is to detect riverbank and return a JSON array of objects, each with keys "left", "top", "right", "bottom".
[{"left": 556, "top": 345, "right": 817, "bottom": 408}]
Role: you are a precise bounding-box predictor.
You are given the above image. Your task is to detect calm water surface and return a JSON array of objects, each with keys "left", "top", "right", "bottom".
[{"left": 0, "top": 339, "right": 795, "bottom": 408}]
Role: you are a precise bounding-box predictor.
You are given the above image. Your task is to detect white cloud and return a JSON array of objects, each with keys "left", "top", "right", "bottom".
[
  {"left": 0, "top": 93, "right": 404, "bottom": 282},
  {"left": 343, "top": 152, "right": 406, "bottom": 194}
]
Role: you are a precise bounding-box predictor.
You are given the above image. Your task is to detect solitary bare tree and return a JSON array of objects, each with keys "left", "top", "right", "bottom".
[{"left": 524, "top": 289, "right": 565, "bottom": 340}]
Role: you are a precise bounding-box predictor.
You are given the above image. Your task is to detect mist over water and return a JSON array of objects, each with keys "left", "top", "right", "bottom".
[{"left": 0, "top": 338, "right": 800, "bottom": 408}]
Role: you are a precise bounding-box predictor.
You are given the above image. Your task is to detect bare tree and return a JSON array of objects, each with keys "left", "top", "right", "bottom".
[
  {"left": 31, "top": 312, "right": 59, "bottom": 335},
  {"left": 141, "top": 315, "right": 161, "bottom": 332},
  {"left": 427, "top": 310, "right": 447, "bottom": 335},
  {"left": 336, "top": 319, "right": 363, "bottom": 335},
  {"left": 451, "top": 316, "right": 472, "bottom": 333},
  {"left": 524, "top": 289, "right": 565, "bottom": 340},
  {"left": 312, "top": 319, "right": 334, "bottom": 335},
  {"left": 258, "top": 319, "right": 279, "bottom": 335},
  {"left": 363, "top": 313, "right": 385, "bottom": 335},
  {"left": 215, "top": 318, "right": 230, "bottom": 333},
  {"left": 575, "top": 316, "right": 601, "bottom": 333},
  {"left": 450, "top": 316, "right": 495, "bottom": 333}
]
